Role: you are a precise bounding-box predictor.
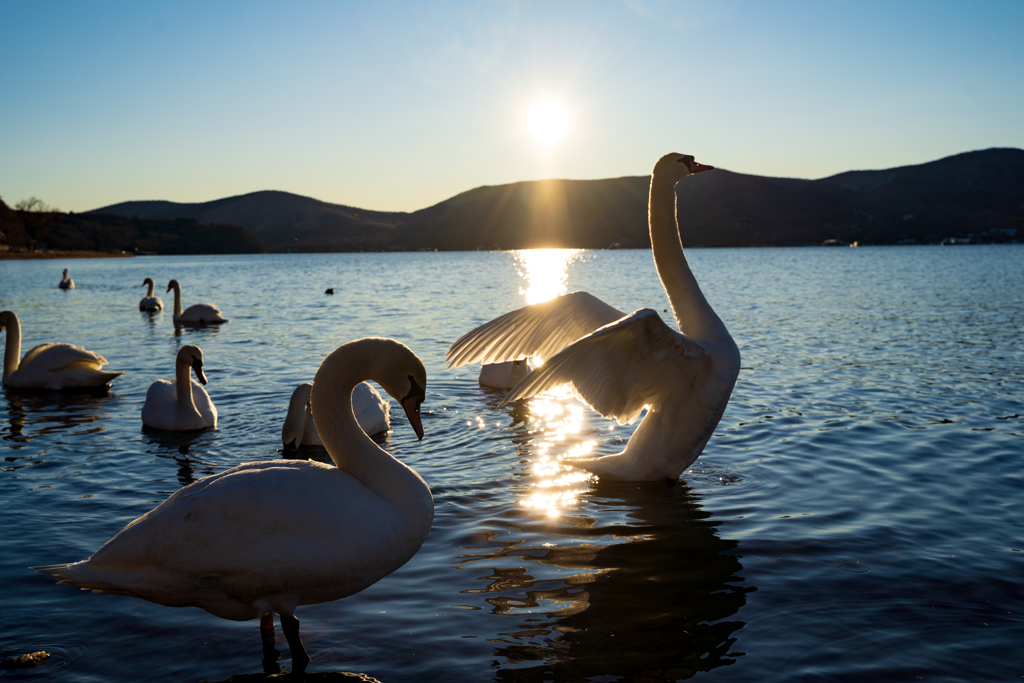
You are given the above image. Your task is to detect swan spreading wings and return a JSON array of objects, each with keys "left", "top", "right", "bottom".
[{"left": 447, "top": 153, "right": 741, "bottom": 482}]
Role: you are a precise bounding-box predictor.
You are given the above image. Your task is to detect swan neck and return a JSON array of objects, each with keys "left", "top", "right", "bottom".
[
  {"left": 175, "top": 360, "right": 197, "bottom": 415},
  {"left": 649, "top": 172, "right": 727, "bottom": 343},
  {"left": 146, "top": 281, "right": 156, "bottom": 298},
  {"left": 2, "top": 313, "right": 21, "bottom": 384},
  {"left": 171, "top": 284, "right": 183, "bottom": 317},
  {"left": 312, "top": 344, "right": 430, "bottom": 518}
]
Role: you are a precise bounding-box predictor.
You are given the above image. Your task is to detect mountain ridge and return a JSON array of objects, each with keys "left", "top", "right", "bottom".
[{"left": 87, "top": 148, "right": 1024, "bottom": 251}]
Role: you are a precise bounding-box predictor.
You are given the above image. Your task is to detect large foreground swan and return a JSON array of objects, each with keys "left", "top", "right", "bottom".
[
  {"left": 35, "top": 338, "right": 432, "bottom": 673},
  {"left": 447, "top": 153, "right": 740, "bottom": 482},
  {"left": 139, "top": 277, "right": 164, "bottom": 311},
  {"left": 282, "top": 381, "right": 390, "bottom": 448},
  {"left": 166, "top": 279, "right": 228, "bottom": 324},
  {"left": 141, "top": 345, "right": 217, "bottom": 430},
  {"left": 1, "top": 310, "right": 123, "bottom": 390},
  {"left": 58, "top": 269, "right": 75, "bottom": 289}
]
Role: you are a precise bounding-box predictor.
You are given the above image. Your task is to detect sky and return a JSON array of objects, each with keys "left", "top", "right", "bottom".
[{"left": 2, "top": 0, "right": 1022, "bottom": 214}]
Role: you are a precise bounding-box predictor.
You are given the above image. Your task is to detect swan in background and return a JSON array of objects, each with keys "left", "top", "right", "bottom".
[
  {"left": 141, "top": 345, "right": 217, "bottom": 430},
  {"left": 166, "top": 279, "right": 228, "bottom": 324},
  {"left": 139, "top": 277, "right": 164, "bottom": 311},
  {"left": 1, "top": 310, "right": 123, "bottom": 390},
  {"left": 447, "top": 152, "right": 740, "bottom": 482},
  {"left": 36, "top": 338, "right": 432, "bottom": 673},
  {"left": 58, "top": 269, "right": 75, "bottom": 289},
  {"left": 478, "top": 359, "right": 532, "bottom": 391},
  {"left": 282, "top": 381, "right": 390, "bottom": 449}
]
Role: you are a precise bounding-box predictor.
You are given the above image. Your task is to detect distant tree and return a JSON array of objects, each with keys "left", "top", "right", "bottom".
[
  {"left": 14, "top": 196, "right": 60, "bottom": 251},
  {"left": 15, "top": 196, "right": 53, "bottom": 212},
  {"left": 0, "top": 196, "right": 29, "bottom": 251}
]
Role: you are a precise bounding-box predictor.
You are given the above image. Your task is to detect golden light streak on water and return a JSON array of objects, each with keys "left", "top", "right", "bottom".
[{"left": 512, "top": 248, "right": 582, "bottom": 306}]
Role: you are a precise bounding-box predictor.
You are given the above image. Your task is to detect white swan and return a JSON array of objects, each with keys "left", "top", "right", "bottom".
[
  {"left": 166, "top": 279, "right": 228, "bottom": 324},
  {"left": 282, "top": 381, "right": 390, "bottom": 448},
  {"left": 35, "top": 338, "right": 432, "bottom": 673},
  {"left": 141, "top": 345, "right": 217, "bottom": 430},
  {"left": 139, "top": 277, "right": 164, "bottom": 311},
  {"left": 58, "top": 269, "right": 75, "bottom": 289},
  {"left": 1, "top": 310, "right": 123, "bottom": 390},
  {"left": 447, "top": 153, "right": 740, "bottom": 482},
  {"left": 478, "top": 359, "right": 532, "bottom": 390}
]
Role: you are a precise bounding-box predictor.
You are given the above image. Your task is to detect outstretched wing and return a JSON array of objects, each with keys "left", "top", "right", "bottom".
[
  {"left": 446, "top": 291, "right": 626, "bottom": 368},
  {"left": 500, "top": 309, "right": 707, "bottom": 425}
]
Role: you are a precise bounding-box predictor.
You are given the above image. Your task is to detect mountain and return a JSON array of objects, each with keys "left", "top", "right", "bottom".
[{"left": 87, "top": 148, "right": 1024, "bottom": 251}]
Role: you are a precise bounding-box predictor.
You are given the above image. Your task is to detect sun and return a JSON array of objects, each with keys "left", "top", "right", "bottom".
[{"left": 526, "top": 102, "right": 570, "bottom": 146}]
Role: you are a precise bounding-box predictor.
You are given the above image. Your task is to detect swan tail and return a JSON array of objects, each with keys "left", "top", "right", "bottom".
[{"left": 32, "top": 561, "right": 165, "bottom": 598}]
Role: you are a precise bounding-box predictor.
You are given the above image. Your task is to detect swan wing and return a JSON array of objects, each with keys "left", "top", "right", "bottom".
[
  {"left": 500, "top": 309, "right": 706, "bottom": 425},
  {"left": 446, "top": 291, "right": 625, "bottom": 367},
  {"left": 20, "top": 343, "right": 108, "bottom": 371}
]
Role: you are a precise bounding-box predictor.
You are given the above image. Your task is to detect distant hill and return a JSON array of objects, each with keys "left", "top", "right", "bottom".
[{"left": 87, "top": 148, "right": 1024, "bottom": 251}]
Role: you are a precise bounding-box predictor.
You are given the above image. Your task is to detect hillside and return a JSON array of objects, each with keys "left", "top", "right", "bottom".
[{"left": 87, "top": 148, "right": 1024, "bottom": 251}]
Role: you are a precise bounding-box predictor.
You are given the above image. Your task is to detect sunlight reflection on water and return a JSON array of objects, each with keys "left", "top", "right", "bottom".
[{"left": 507, "top": 250, "right": 598, "bottom": 518}]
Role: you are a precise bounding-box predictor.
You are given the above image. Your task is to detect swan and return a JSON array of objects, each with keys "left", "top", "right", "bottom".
[
  {"left": 58, "top": 269, "right": 75, "bottom": 289},
  {"left": 34, "top": 337, "right": 432, "bottom": 673},
  {"left": 139, "top": 277, "right": 164, "bottom": 311},
  {"left": 1, "top": 310, "right": 124, "bottom": 390},
  {"left": 166, "top": 279, "right": 228, "bottom": 324},
  {"left": 141, "top": 345, "right": 217, "bottom": 430},
  {"left": 282, "top": 380, "right": 391, "bottom": 448},
  {"left": 446, "top": 153, "right": 740, "bottom": 482},
  {"left": 478, "top": 359, "right": 532, "bottom": 390}
]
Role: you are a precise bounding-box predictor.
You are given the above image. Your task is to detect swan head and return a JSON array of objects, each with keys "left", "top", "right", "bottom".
[
  {"left": 142, "top": 277, "right": 154, "bottom": 288},
  {"left": 656, "top": 153, "right": 715, "bottom": 183},
  {"left": 282, "top": 383, "right": 314, "bottom": 450},
  {"left": 166, "top": 279, "right": 181, "bottom": 294},
  {"left": 315, "top": 338, "right": 427, "bottom": 441},
  {"left": 176, "top": 345, "right": 208, "bottom": 385},
  {"left": 0, "top": 310, "right": 16, "bottom": 331}
]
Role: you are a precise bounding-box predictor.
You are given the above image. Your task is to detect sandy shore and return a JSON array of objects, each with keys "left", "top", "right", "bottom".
[{"left": 0, "top": 250, "right": 135, "bottom": 260}]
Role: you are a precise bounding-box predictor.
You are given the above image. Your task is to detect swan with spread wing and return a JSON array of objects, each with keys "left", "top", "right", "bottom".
[{"left": 446, "top": 153, "right": 740, "bottom": 482}]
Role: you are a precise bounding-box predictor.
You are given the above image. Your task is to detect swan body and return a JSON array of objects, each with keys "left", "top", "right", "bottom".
[
  {"left": 139, "top": 277, "right": 164, "bottom": 311},
  {"left": 479, "top": 359, "right": 532, "bottom": 390},
  {"left": 141, "top": 345, "right": 217, "bottom": 430},
  {"left": 166, "top": 279, "right": 228, "bottom": 324},
  {"left": 447, "top": 153, "right": 740, "bottom": 482},
  {"left": 36, "top": 337, "right": 432, "bottom": 672},
  {"left": 282, "top": 381, "right": 391, "bottom": 448},
  {"left": 1, "top": 310, "right": 123, "bottom": 390},
  {"left": 58, "top": 269, "right": 75, "bottom": 289}
]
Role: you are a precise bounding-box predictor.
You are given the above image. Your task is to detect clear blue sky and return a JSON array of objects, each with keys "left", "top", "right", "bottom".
[{"left": 2, "top": 0, "right": 1022, "bottom": 213}]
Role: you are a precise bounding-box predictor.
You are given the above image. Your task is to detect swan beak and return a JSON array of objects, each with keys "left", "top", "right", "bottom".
[
  {"left": 687, "top": 160, "right": 715, "bottom": 174},
  {"left": 402, "top": 397, "right": 425, "bottom": 441},
  {"left": 192, "top": 359, "right": 208, "bottom": 385}
]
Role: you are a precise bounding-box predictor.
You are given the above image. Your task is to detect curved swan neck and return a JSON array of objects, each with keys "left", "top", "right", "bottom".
[
  {"left": 145, "top": 280, "right": 156, "bottom": 298},
  {"left": 312, "top": 342, "right": 430, "bottom": 517},
  {"left": 170, "top": 283, "right": 183, "bottom": 317},
  {"left": 175, "top": 358, "right": 198, "bottom": 415},
  {"left": 1, "top": 312, "right": 21, "bottom": 384},
  {"left": 649, "top": 171, "right": 730, "bottom": 344}
]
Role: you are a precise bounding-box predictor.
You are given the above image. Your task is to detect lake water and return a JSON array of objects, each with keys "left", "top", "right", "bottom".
[{"left": 1, "top": 246, "right": 1022, "bottom": 682}]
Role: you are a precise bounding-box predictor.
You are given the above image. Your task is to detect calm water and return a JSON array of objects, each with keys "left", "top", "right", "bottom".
[{"left": 1, "top": 247, "right": 1022, "bottom": 682}]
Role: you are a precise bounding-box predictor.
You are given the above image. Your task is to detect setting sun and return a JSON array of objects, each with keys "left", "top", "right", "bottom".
[{"left": 526, "top": 101, "right": 570, "bottom": 146}]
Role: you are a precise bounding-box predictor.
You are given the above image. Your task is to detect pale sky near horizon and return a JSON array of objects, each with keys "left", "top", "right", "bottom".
[{"left": 2, "top": 0, "right": 1022, "bottom": 214}]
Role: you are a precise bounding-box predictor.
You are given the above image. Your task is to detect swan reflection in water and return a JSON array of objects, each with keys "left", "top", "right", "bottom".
[
  {"left": 459, "top": 473, "right": 752, "bottom": 680},
  {"left": 141, "top": 428, "right": 221, "bottom": 487},
  {"left": 3, "top": 389, "right": 112, "bottom": 450}
]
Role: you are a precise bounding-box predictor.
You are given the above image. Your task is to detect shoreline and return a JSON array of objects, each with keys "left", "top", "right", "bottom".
[{"left": 0, "top": 250, "right": 135, "bottom": 260}]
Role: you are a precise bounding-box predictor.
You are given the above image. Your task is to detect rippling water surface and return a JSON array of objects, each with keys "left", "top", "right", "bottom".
[{"left": 1, "top": 247, "right": 1022, "bottom": 682}]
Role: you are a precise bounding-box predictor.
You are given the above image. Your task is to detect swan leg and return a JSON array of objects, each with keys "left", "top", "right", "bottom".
[
  {"left": 259, "top": 612, "right": 281, "bottom": 674},
  {"left": 279, "top": 614, "right": 310, "bottom": 673}
]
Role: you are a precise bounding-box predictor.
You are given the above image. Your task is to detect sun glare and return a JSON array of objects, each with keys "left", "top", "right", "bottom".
[{"left": 526, "top": 102, "right": 569, "bottom": 146}]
